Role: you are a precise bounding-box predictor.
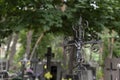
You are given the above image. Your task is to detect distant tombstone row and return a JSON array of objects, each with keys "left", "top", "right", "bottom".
[{"left": 104, "top": 58, "right": 120, "bottom": 80}]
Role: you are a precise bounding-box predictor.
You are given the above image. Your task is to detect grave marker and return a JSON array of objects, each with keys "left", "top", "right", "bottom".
[
  {"left": 106, "top": 62, "right": 117, "bottom": 80},
  {"left": 45, "top": 47, "right": 54, "bottom": 71},
  {"left": 104, "top": 58, "right": 120, "bottom": 80}
]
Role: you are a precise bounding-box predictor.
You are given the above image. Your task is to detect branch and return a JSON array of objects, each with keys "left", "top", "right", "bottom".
[{"left": 29, "top": 32, "right": 45, "bottom": 60}]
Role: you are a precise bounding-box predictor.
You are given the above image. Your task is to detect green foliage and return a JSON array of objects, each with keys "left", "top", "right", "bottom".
[
  {"left": 0, "top": 0, "right": 120, "bottom": 38},
  {"left": 96, "top": 67, "right": 103, "bottom": 80},
  {"left": 113, "top": 41, "right": 120, "bottom": 57},
  {"left": 36, "top": 33, "right": 55, "bottom": 59},
  {"left": 100, "top": 27, "right": 120, "bottom": 59},
  {"left": 50, "top": 34, "right": 64, "bottom": 60},
  {"left": 0, "top": 0, "right": 64, "bottom": 40},
  {"left": 15, "top": 46, "right": 25, "bottom": 61},
  {"left": 36, "top": 33, "right": 64, "bottom": 60}
]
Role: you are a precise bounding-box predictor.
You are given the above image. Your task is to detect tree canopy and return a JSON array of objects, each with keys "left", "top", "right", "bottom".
[
  {"left": 0, "top": 0, "right": 120, "bottom": 37},
  {"left": 0, "top": 0, "right": 120, "bottom": 61}
]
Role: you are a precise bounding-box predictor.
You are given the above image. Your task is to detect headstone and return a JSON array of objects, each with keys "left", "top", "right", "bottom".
[
  {"left": 50, "top": 61, "right": 62, "bottom": 80},
  {"left": 30, "top": 58, "right": 39, "bottom": 72},
  {"left": 104, "top": 58, "right": 120, "bottom": 80},
  {"left": 81, "top": 63, "right": 96, "bottom": 80},
  {"left": 37, "top": 60, "right": 62, "bottom": 80},
  {"left": 65, "top": 62, "right": 97, "bottom": 80},
  {"left": 31, "top": 47, "right": 62, "bottom": 80}
]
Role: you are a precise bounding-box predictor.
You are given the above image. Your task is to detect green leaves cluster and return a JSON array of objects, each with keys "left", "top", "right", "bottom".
[
  {"left": 0, "top": 0, "right": 64, "bottom": 39},
  {"left": 0, "top": 0, "right": 120, "bottom": 38}
]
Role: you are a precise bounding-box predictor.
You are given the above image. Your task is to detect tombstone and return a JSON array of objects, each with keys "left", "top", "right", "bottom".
[
  {"left": 30, "top": 58, "right": 39, "bottom": 74},
  {"left": 29, "top": 58, "right": 42, "bottom": 80},
  {"left": 104, "top": 58, "right": 120, "bottom": 80},
  {"left": 50, "top": 61, "right": 62, "bottom": 80},
  {"left": 83, "top": 63, "right": 96, "bottom": 80},
  {"left": 64, "top": 62, "right": 97, "bottom": 80},
  {"left": 36, "top": 60, "right": 62, "bottom": 80},
  {"left": 44, "top": 47, "right": 62, "bottom": 80},
  {"left": 30, "top": 47, "right": 62, "bottom": 80}
]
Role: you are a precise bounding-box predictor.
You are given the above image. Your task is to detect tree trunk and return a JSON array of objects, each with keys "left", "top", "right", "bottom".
[
  {"left": 5, "top": 35, "right": 12, "bottom": 59},
  {"left": 29, "top": 32, "right": 45, "bottom": 60},
  {"left": 25, "top": 30, "right": 33, "bottom": 58},
  {"left": 8, "top": 33, "right": 19, "bottom": 67}
]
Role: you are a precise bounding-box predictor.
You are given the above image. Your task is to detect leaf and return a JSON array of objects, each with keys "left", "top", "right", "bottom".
[
  {"left": 46, "top": 4, "right": 54, "bottom": 9},
  {"left": 43, "top": 26, "right": 50, "bottom": 31}
]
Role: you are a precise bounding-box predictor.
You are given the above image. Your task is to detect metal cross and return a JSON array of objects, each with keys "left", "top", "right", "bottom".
[{"left": 45, "top": 47, "right": 54, "bottom": 71}]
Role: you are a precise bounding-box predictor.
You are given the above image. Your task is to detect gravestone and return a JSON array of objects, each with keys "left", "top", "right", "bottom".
[
  {"left": 79, "top": 63, "right": 96, "bottom": 80},
  {"left": 31, "top": 47, "right": 62, "bottom": 80},
  {"left": 30, "top": 58, "right": 39, "bottom": 75},
  {"left": 37, "top": 60, "right": 62, "bottom": 80},
  {"left": 50, "top": 61, "right": 62, "bottom": 80},
  {"left": 44, "top": 47, "right": 62, "bottom": 80},
  {"left": 104, "top": 58, "right": 120, "bottom": 80},
  {"left": 65, "top": 62, "right": 97, "bottom": 80}
]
